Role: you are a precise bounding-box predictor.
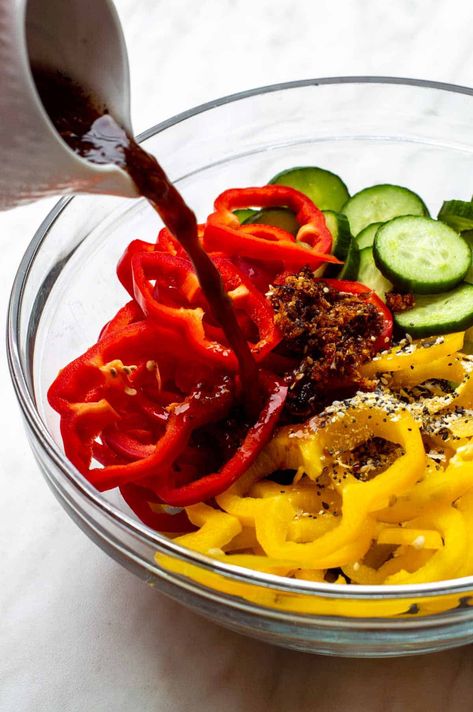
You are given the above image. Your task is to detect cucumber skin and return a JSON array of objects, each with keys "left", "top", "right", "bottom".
[
  {"left": 269, "top": 166, "right": 350, "bottom": 212},
  {"left": 323, "top": 210, "right": 352, "bottom": 260},
  {"left": 438, "top": 200, "right": 473, "bottom": 232},
  {"left": 357, "top": 246, "right": 392, "bottom": 300},
  {"left": 373, "top": 216, "right": 471, "bottom": 294},
  {"left": 337, "top": 239, "right": 360, "bottom": 280},
  {"left": 395, "top": 283, "right": 473, "bottom": 337},
  {"left": 341, "top": 184, "right": 429, "bottom": 236},
  {"left": 356, "top": 222, "right": 384, "bottom": 249},
  {"left": 243, "top": 207, "right": 299, "bottom": 235},
  {"left": 462, "top": 231, "right": 473, "bottom": 284}
]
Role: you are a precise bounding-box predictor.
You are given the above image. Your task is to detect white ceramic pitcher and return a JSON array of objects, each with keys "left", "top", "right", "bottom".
[{"left": 0, "top": 0, "right": 138, "bottom": 209}]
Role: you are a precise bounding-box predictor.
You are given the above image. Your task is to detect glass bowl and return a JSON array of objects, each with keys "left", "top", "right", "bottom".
[{"left": 8, "top": 78, "right": 473, "bottom": 658}]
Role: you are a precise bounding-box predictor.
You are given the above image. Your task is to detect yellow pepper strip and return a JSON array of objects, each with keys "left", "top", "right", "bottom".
[
  {"left": 376, "top": 447, "right": 473, "bottom": 523},
  {"left": 342, "top": 561, "right": 385, "bottom": 585},
  {"left": 424, "top": 411, "right": 473, "bottom": 451},
  {"left": 376, "top": 526, "right": 443, "bottom": 550},
  {"left": 287, "top": 514, "right": 337, "bottom": 542},
  {"left": 453, "top": 378, "right": 473, "bottom": 409},
  {"left": 272, "top": 588, "right": 421, "bottom": 618},
  {"left": 316, "top": 401, "right": 425, "bottom": 512},
  {"left": 455, "top": 485, "right": 473, "bottom": 577},
  {"left": 212, "top": 553, "right": 295, "bottom": 575},
  {"left": 255, "top": 495, "right": 376, "bottom": 568},
  {"left": 384, "top": 505, "right": 467, "bottom": 584},
  {"left": 293, "top": 568, "right": 326, "bottom": 582},
  {"left": 156, "top": 505, "right": 281, "bottom": 606},
  {"left": 248, "top": 479, "right": 340, "bottom": 541},
  {"left": 343, "top": 544, "right": 434, "bottom": 585},
  {"left": 360, "top": 332, "right": 464, "bottom": 377},
  {"left": 221, "top": 398, "right": 424, "bottom": 566},
  {"left": 179, "top": 503, "right": 242, "bottom": 554},
  {"left": 222, "top": 527, "right": 259, "bottom": 553},
  {"left": 389, "top": 355, "right": 465, "bottom": 389},
  {"left": 215, "top": 432, "right": 305, "bottom": 526},
  {"left": 249, "top": 479, "right": 324, "bottom": 510},
  {"left": 378, "top": 548, "right": 434, "bottom": 579}
]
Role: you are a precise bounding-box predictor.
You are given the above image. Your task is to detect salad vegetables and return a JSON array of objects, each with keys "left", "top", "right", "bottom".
[{"left": 48, "top": 166, "right": 473, "bottom": 587}]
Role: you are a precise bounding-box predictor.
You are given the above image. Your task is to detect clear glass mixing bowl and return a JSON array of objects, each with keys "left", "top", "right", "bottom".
[{"left": 8, "top": 78, "right": 473, "bottom": 657}]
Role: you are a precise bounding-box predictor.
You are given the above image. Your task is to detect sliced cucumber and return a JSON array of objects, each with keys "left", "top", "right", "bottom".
[
  {"left": 357, "top": 247, "right": 392, "bottom": 301},
  {"left": 342, "top": 184, "right": 429, "bottom": 236},
  {"left": 461, "top": 230, "right": 473, "bottom": 284},
  {"left": 243, "top": 207, "right": 298, "bottom": 235},
  {"left": 395, "top": 283, "right": 473, "bottom": 337},
  {"left": 438, "top": 200, "right": 473, "bottom": 232},
  {"left": 269, "top": 166, "right": 350, "bottom": 211},
  {"left": 234, "top": 208, "right": 257, "bottom": 223},
  {"left": 323, "top": 210, "right": 352, "bottom": 260},
  {"left": 337, "top": 237, "right": 360, "bottom": 280},
  {"left": 373, "top": 216, "right": 471, "bottom": 294},
  {"left": 356, "top": 221, "right": 383, "bottom": 249}
]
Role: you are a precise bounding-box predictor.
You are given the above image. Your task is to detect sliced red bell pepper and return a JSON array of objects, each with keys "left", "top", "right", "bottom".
[
  {"left": 130, "top": 251, "right": 281, "bottom": 366},
  {"left": 47, "top": 318, "right": 208, "bottom": 472},
  {"left": 120, "top": 483, "right": 195, "bottom": 532},
  {"left": 204, "top": 186, "right": 340, "bottom": 270},
  {"left": 85, "top": 374, "right": 235, "bottom": 490},
  {"left": 99, "top": 300, "right": 144, "bottom": 341},
  {"left": 152, "top": 373, "right": 288, "bottom": 506}
]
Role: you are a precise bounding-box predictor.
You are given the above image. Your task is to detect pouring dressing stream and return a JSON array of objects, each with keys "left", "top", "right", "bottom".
[{"left": 31, "top": 66, "right": 260, "bottom": 404}]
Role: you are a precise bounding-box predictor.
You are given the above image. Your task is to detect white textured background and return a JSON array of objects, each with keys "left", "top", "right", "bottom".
[{"left": 3, "top": 1, "right": 473, "bottom": 710}]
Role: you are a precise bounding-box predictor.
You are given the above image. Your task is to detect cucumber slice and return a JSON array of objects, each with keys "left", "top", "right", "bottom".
[
  {"left": 356, "top": 222, "right": 383, "bottom": 249},
  {"left": 395, "top": 283, "right": 473, "bottom": 337},
  {"left": 269, "top": 166, "right": 350, "bottom": 211},
  {"left": 243, "top": 207, "right": 298, "bottom": 235},
  {"left": 461, "top": 230, "right": 473, "bottom": 284},
  {"left": 337, "top": 237, "right": 360, "bottom": 280},
  {"left": 234, "top": 208, "right": 257, "bottom": 223},
  {"left": 438, "top": 200, "right": 473, "bottom": 232},
  {"left": 357, "top": 247, "right": 392, "bottom": 301},
  {"left": 323, "top": 210, "right": 352, "bottom": 260},
  {"left": 373, "top": 216, "right": 471, "bottom": 294},
  {"left": 342, "top": 184, "right": 429, "bottom": 236}
]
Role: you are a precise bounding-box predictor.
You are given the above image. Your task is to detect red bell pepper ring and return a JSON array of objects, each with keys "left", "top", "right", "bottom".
[
  {"left": 117, "top": 227, "right": 207, "bottom": 296},
  {"left": 151, "top": 373, "right": 288, "bottom": 507},
  {"left": 47, "top": 318, "right": 209, "bottom": 474},
  {"left": 99, "top": 300, "right": 144, "bottom": 341},
  {"left": 48, "top": 319, "right": 185, "bottom": 415},
  {"left": 130, "top": 251, "right": 281, "bottom": 366},
  {"left": 204, "top": 186, "right": 340, "bottom": 270},
  {"left": 117, "top": 239, "right": 158, "bottom": 296},
  {"left": 86, "top": 374, "right": 236, "bottom": 491},
  {"left": 156, "top": 225, "right": 204, "bottom": 258},
  {"left": 70, "top": 369, "right": 286, "bottom": 508}
]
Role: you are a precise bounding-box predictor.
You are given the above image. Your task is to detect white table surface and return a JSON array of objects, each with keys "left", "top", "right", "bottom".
[{"left": 3, "top": 1, "right": 473, "bottom": 710}]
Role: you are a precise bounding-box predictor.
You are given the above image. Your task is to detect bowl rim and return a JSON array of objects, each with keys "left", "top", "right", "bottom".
[{"left": 8, "top": 75, "right": 473, "bottom": 603}]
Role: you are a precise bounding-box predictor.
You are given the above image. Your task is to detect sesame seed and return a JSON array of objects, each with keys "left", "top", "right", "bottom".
[{"left": 412, "top": 535, "right": 425, "bottom": 550}]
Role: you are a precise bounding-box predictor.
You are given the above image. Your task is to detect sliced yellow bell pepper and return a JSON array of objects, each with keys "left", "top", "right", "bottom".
[
  {"left": 376, "top": 447, "right": 473, "bottom": 523},
  {"left": 361, "top": 332, "right": 464, "bottom": 377},
  {"left": 384, "top": 505, "right": 467, "bottom": 584},
  {"left": 389, "top": 355, "right": 465, "bottom": 389}
]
